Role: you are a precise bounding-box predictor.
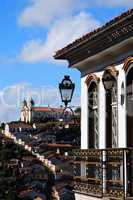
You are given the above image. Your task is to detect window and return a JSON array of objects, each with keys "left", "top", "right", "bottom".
[
  {"left": 88, "top": 82, "right": 99, "bottom": 149},
  {"left": 102, "top": 68, "right": 118, "bottom": 148},
  {"left": 111, "top": 82, "right": 118, "bottom": 147},
  {"left": 126, "top": 64, "right": 133, "bottom": 147}
]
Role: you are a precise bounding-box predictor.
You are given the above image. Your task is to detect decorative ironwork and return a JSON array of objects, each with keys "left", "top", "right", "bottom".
[
  {"left": 73, "top": 148, "right": 133, "bottom": 199},
  {"left": 106, "top": 149, "right": 124, "bottom": 199},
  {"left": 126, "top": 149, "right": 133, "bottom": 197},
  {"left": 74, "top": 181, "right": 103, "bottom": 197},
  {"left": 73, "top": 149, "right": 103, "bottom": 197}
]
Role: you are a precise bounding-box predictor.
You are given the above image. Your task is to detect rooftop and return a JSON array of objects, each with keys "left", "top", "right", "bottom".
[
  {"left": 54, "top": 9, "right": 133, "bottom": 66},
  {"left": 32, "top": 107, "right": 64, "bottom": 113},
  {"left": 8, "top": 121, "right": 32, "bottom": 129}
]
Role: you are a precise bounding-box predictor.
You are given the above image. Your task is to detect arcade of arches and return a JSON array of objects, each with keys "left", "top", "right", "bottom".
[{"left": 87, "top": 62, "right": 133, "bottom": 149}]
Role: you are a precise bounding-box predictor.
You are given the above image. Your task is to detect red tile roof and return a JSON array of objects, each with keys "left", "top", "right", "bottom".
[
  {"left": 46, "top": 143, "right": 72, "bottom": 148},
  {"left": 54, "top": 9, "right": 133, "bottom": 58},
  {"left": 8, "top": 122, "right": 32, "bottom": 128},
  {"left": 32, "top": 107, "right": 63, "bottom": 113}
]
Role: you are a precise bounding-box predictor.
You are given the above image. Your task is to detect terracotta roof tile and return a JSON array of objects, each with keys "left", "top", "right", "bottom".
[
  {"left": 32, "top": 107, "right": 63, "bottom": 113},
  {"left": 47, "top": 143, "right": 72, "bottom": 148},
  {"left": 8, "top": 122, "right": 32, "bottom": 128}
]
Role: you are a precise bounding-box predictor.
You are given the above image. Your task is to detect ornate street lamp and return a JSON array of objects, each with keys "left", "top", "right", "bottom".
[
  {"left": 59, "top": 75, "right": 75, "bottom": 107},
  {"left": 59, "top": 75, "right": 75, "bottom": 123}
]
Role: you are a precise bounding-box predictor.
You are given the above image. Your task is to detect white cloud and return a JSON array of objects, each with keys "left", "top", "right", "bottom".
[
  {"left": 18, "top": 12, "right": 100, "bottom": 63},
  {"left": 0, "top": 83, "right": 80, "bottom": 122},
  {"left": 18, "top": 0, "right": 133, "bottom": 28},
  {"left": 96, "top": 0, "right": 133, "bottom": 7},
  {"left": 18, "top": 0, "right": 78, "bottom": 27},
  {"left": 17, "top": 0, "right": 133, "bottom": 64}
]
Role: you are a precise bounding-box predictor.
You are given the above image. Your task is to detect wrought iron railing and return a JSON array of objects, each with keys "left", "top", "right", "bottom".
[
  {"left": 73, "top": 148, "right": 133, "bottom": 199},
  {"left": 105, "top": 149, "right": 125, "bottom": 199},
  {"left": 73, "top": 149, "right": 103, "bottom": 197}
]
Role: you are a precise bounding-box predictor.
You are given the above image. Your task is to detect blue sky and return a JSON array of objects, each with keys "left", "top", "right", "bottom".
[{"left": 0, "top": 0, "right": 132, "bottom": 122}]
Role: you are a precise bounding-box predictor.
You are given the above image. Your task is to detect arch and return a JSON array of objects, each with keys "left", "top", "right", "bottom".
[
  {"left": 104, "top": 66, "right": 119, "bottom": 77},
  {"left": 85, "top": 74, "right": 100, "bottom": 86},
  {"left": 123, "top": 56, "right": 133, "bottom": 72},
  {"left": 126, "top": 63, "right": 133, "bottom": 147}
]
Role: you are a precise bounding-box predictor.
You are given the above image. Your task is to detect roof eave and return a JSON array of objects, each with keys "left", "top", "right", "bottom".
[{"left": 54, "top": 9, "right": 133, "bottom": 63}]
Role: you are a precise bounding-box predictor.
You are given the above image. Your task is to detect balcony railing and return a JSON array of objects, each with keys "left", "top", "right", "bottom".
[{"left": 73, "top": 148, "right": 133, "bottom": 199}]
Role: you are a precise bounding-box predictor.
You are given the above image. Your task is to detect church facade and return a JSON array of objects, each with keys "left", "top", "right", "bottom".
[
  {"left": 55, "top": 9, "right": 133, "bottom": 200},
  {"left": 20, "top": 99, "right": 64, "bottom": 123}
]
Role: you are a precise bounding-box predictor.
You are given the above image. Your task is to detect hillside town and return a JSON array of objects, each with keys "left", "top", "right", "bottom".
[
  {"left": 0, "top": 98, "right": 80, "bottom": 200},
  {"left": 0, "top": 2, "right": 133, "bottom": 200}
]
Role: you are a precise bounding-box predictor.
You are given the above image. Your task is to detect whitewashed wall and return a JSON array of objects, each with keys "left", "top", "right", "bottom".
[
  {"left": 81, "top": 62, "right": 127, "bottom": 150},
  {"left": 116, "top": 63, "right": 126, "bottom": 148},
  {"left": 81, "top": 76, "right": 89, "bottom": 149}
]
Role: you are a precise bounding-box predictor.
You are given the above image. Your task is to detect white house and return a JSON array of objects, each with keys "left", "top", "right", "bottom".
[{"left": 55, "top": 9, "right": 133, "bottom": 200}]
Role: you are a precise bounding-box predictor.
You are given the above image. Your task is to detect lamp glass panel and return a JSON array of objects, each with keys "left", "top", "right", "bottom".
[{"left": 61, "top": 88, "right": 72, "bottom": 102}]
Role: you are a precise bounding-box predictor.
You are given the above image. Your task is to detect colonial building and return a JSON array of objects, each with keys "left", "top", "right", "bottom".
[
  {"left": 20, "top": 99, "right": 64, "bottom": 123},
  {"left": 55, "top": 9, "right": 133, "bottom": 200}
]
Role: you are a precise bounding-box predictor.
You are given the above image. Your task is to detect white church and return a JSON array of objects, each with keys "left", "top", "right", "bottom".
[
  {"left": 55, "top": 9, "right": 133, "bottom": 200},
  {"left": 20, "top": 99, "right": 64, "bottom": 123}
]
